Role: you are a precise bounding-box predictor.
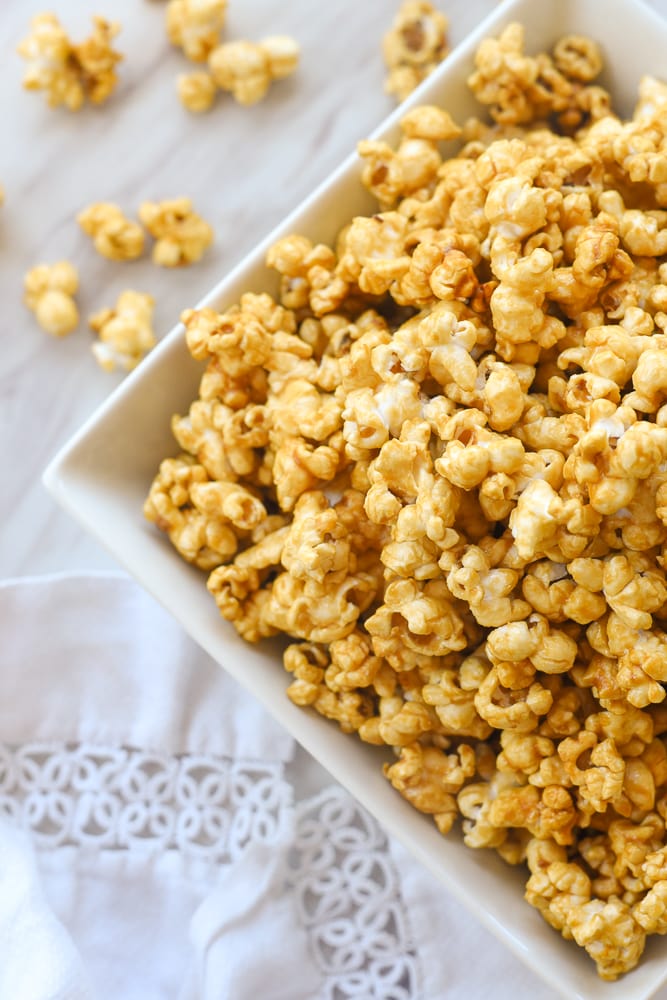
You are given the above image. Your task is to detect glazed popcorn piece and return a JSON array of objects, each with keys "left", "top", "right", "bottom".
[
  {"left": 385, "top": 742, "right": 476, "bottom": 834},
  {"left": 177, "top": 70, "right": 217, "bottom": 113},
  {"left": 138, "top": 198, "right": 213, "bottom": 266},
  {"left": 145, "top": 22, "right": 667, "bottom": 980},
  {"left": 208, "top": 36, "right": 300, "bottom": 105},
  {"left": 18, "top": 13, "right": 122, "bottom": 110},
  {"left": 89, "top": 290, "right": 156, "bottom": 372},
  {"left": 24, "top": 261, "right": 79, "bottom": 337},
  {"left": 75, "top": 16, "right": 123, "bottom": 105},
  {"left": 166, "top": 0, "right": 227, "bottom": 63},
  {"left": 383, "top": 1, "right": 449, "bottom": 104},
  {"left": 18, "top": 14, "right": 82, "bottom": 110},
  {"left": 144, "top": 455, "right": 243, "bottom": 571},
  {"left": 567, "top": 900, "right": 646, "bottom": 981},
  {"left": 77, "top": 203, "right": 145, "bottom": 261}
]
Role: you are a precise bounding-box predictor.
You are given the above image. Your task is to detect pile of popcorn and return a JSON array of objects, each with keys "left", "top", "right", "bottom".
[{"left": 144, "top": 22, "right": 667, "bottom": 981}]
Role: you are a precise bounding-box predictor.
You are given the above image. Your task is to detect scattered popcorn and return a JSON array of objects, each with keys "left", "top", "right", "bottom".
[
  {"left": 77, "top": 203, "right": 145, "bottom": 261},
  {"left": 138, "top": 198, "right": 213, "bottom": 266},
  {"left": 208, "top": 35, "right": 299, "bottom": 105},
  {"left": 24, "top": 261, "right": 79, "bottom": 337},
  {"left": 166, "top": 0, "right": 227, "bottom": 63},
  {"left": 177, "top": 70, "right": 217, "bottom": 113},
  {"left": 383, "top": 1, "right": 449, "bottom": 104},
  {"left": 145, "top": 23, "right": 667, "bottom": 981},
  {"left": 18, "top": 13, "right": 122, "bottom": 110},
  {"left": 89, "top": 290, "right": 156, "bottom": 371}
]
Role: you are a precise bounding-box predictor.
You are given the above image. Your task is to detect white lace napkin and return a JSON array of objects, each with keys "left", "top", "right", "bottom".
[{"left": 0, "top": 572, "right": 560, "bottom": 1000}]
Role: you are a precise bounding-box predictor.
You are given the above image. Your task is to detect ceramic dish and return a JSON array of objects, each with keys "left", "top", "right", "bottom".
[{"left": 44, "top": 0, "right": 667, "bottom": 995}]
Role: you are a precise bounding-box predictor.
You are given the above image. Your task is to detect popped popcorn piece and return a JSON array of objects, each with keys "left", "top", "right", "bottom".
[
  {"left": 24, "top": 261, "right": 79, "bottom": 337},
  {"left": 220, "top": 489, "right": 384, "bottom": 645},
  {"left": 385, "top": 742, "right": 475, "bottom": 834},
  {"left": 208, "top": 36, "right": 299, "bottom": 106},
  {"left": 366, "top": 576, "right": 468, "bottom": 667},
  {"left": 525, "top": 840, "right": 591, "bottom": 934},
  {"left": 172, "top": 396, "right": 265, "bottom": 483},
  {"left": 293, "top": 655, "right": 376, "bottom": 732},
  {"left": 17, "top": 14, "right": 79, "bottom": 110},
  {"left": 446, "top": 543, "right": 530, "bottom": 627},
  {"left": 139, "top": 198, "right": 213, "bottom": 266},
  {"left": 399, "top": 104, "right": 461, "bottom": 142},
  {"left": 177, "top": 70, "right": 217, "bottom": 113},
  {"left": 634, "top": 882, "right": 667, "bottom": 934},
  {"left": 18, "top": 13, "right": 122, "bottom": 110},
  {"left": 144, "top": 455, "right": 242, "bottom": 570},
  {"left": 207, "top": 522, "right": 287, "bottom": 642},
  {"left": 474, "top": 662, "right": 553, "bottom": 734},
  {"left": 382, "top": 1, "right": 449, "bottom": 104},
  {"left": 77, "top": 203, "right": 145, "bottom": 261},
  {"left": 356, "top": 142, "right": 444, "bottom": 213},
  {"left": 266, "top": 235, "right": 350, "bottom": 314},
  {"left": 422, "top": 653, "right": 493, "bottom": 739},
  {"left": 458, "top": 771, "right": 519, "bottom": 850},
  {"left": 75, "top": 15, "right": 123, "bottom": 105},
  {"left": 488, "top": 782, "right": 578, "bottom": 845},
  {"left": 558, "top": 731, "right": 626, "bottom": 815},
  {"left": 552, "top": 35, "right": 603, "bottom": 82},
  {"left": 166, "top": 0, "right": 227, "bottom": 63},
  {"left": 89, "top": 290, "right": 156, "bottom": 372},
  {"left": 566, "top": 900, "right": 645, "bottom": 981}
]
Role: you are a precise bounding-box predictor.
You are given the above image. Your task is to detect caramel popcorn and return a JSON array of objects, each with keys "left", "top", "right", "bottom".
[
  {"left": 177, "top": 70, "right": 217, "bottom": 113},
  {"left": 77, "top": 203, "right": 145, "bottom": 261},
  {"left": 145, "top": 23, "right": 667, "bottom": 981},
  {"left": 18, "top": 13, "right": 122, "bottom": 110},
  {"left": 138, "top": 198, "right": 213, "bottom": 266},
  {"left": 166, "top": 0, "right": 227, "bottom": 63},
  {"left": 89, "top": 290, "right": 156, "bottom": 372},
  {"left": 208, "top": 36, "right": 299, "bottom": 106},
  {"left": 383, "top": 1, "right": 449, "bottom": 104},
  {"left": 24, "top": 261, "right": 79, "bottom": 337}
]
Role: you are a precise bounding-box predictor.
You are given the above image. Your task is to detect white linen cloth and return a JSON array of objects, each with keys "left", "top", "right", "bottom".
[{"left": 0, "top": 572, "right": 560, "bottom": 1000}]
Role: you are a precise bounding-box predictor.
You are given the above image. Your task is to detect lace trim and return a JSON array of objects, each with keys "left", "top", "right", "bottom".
[
  {"left": 0, "top": 743, "right": 423, "bottom": 1000},
  {"left": 290, "top": 786, "right": 422, "bottom": 1000},
  {"left": 0, "top": 742, "right": 291, "bottom": 863}
]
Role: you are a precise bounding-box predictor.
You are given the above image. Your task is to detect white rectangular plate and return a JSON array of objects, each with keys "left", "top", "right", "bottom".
[{"left": 44, "top": 0, "right": 667, "bottom": 996}]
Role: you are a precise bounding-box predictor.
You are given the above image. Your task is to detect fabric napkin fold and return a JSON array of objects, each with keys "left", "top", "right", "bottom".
[
  {"left": 181, "top": 831, "right": 322, "bottom": 1000},
  {"left": 0, "top": 819, "right": 93, "bottom": 1000}
]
